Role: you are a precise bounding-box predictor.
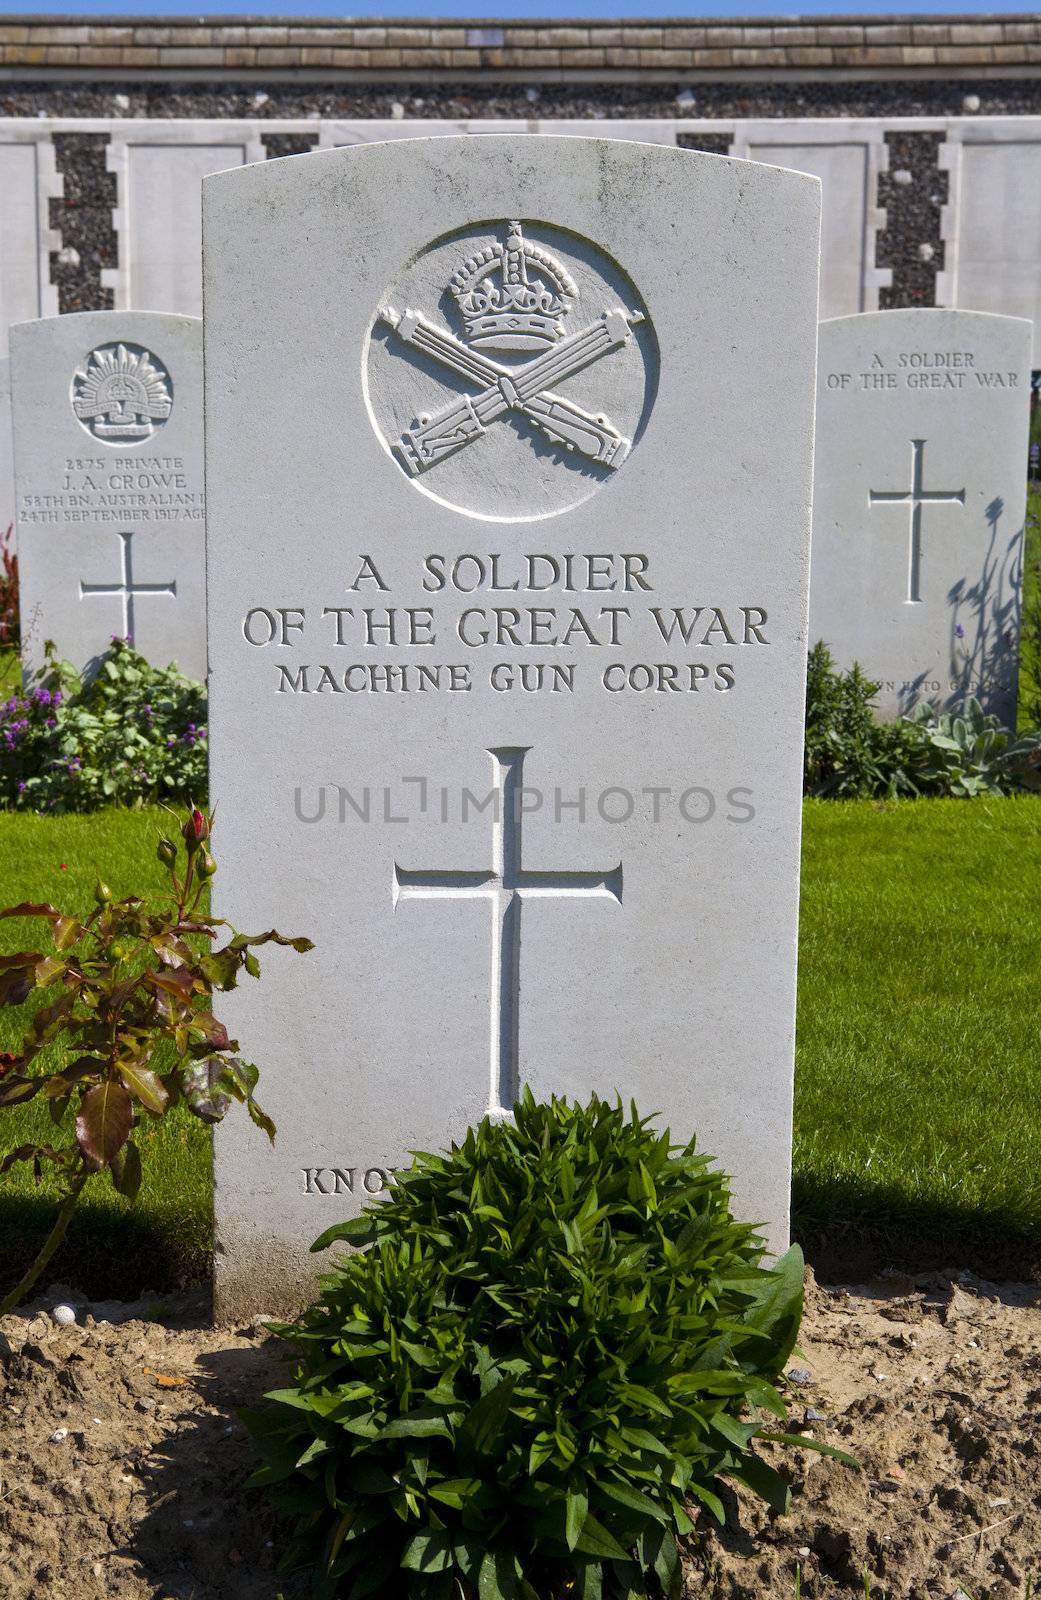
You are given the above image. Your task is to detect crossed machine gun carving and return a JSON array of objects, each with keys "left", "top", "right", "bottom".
[{"left": 377, "top": 304, "right": 644, "bottom": 477}]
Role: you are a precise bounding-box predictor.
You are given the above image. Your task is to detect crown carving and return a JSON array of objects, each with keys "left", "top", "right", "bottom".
[{"left": 449, "top": 222, "right": 577, "bottom": 352}]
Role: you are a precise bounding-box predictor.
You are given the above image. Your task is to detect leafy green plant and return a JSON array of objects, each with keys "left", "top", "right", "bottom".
[
  {"left": 804, "top": 642, "right": 917, "bottom": 798},
  {"left": 248, "top": 1093, "right": 853, "bottom": 1600},
  {"left": 903, "top": 696, "right": 1041, "bottom": 796},
  {"left": 0, "top": 637, "right": 207, "bottom": 812},
  {"left": 0, "top": 806, "right": 313, "bottom": 1313}
]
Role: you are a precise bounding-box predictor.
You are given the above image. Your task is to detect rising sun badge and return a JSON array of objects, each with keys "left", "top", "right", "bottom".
[{"left": 71, "top": 342, "right": 174, "bottom": 443}]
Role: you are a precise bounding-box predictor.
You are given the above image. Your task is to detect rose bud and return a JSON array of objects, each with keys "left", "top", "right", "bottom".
[
  {"left": 181, "top": 808, "right": 210, "bottom": 853},
  {"left": 196, "top": 849, "right": 217, "bottom": 880},
  {"left": 157, "top": 837, "right": 177, "bottom": 868},
  {"left": 94, "top": 880, "right": 113, "bottom": 905}
]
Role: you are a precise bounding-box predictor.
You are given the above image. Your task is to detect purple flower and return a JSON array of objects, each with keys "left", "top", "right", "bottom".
[{"left": 954, "top": 623, "right": 965, "bottom": 639}]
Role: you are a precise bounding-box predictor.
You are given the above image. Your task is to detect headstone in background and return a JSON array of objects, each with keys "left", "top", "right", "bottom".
[
  {"left": 0, "top": 356, "right": 14, "bottom": 545},
  {"left": 11, "top": 310, "right": 206, "bottom": 681},
  {"left": 203, "top": 135, "right": 821, "bottom": 1317},
  {"left": 810, "top": 309, "right": 1033, "bottom": 724}
]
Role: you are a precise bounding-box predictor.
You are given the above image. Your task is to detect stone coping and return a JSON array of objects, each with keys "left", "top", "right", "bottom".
[{"left": 0, "top": 14, "right": 1039, "bottom": 80}]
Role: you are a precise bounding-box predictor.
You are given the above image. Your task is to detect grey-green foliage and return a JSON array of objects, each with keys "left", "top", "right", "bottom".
[
  {"left": 905, "top": 696, "right": 1041, "bottom": 796},
  {"left": 247, "top": 1092, "right": 853, "bottom": 1600},
  {"left": 804, "top": 642, "right": 1041, "bottom": 799}
]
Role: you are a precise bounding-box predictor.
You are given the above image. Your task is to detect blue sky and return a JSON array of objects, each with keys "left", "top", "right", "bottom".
[{"left": 3, "top": 0, "right": 1041, "bottom": 16}]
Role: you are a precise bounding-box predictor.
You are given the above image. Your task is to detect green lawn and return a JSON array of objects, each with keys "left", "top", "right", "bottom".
[
  {"left": 0, "top": 799, "right": 1039, "bottom": 1298},
  {"left": 795, "top": 796, "right": 1041, "bottom": 1279}
]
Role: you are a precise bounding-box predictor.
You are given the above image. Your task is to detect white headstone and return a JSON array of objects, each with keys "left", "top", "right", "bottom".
[
  {"left": 11, "top": 311, "right": 206, "bottom": 680},
  {"left": 203, "top": 135, "right": 821, "bottom": 1317},
  {"left": 0, "top": 356, "right": 14, "bottom": 547},
  {"left": 810, "top": 309, "right": 1032, "bottom": 723}
]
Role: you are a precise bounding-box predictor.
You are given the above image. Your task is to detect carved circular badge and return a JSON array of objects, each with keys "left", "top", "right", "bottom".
[
  {"left": 364, "top": 220, "right": 657, "bottom": 522},
  {"left": 71, "top": 342, "right": 174, "bottom": 445}
]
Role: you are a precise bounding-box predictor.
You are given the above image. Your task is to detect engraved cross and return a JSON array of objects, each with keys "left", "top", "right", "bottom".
[
  {"left": 79, "top": 529, "right": 177, "bottom": 644},
  {"left": 394, "top": 747, "right": 622, "bottom": 1119},
  {"left": 868, "top": 438, "right": 965, "bottom": 604}
]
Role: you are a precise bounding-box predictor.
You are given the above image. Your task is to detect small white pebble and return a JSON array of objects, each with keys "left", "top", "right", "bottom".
[
  {"left": 892, "top": 168, "right": 913, "bottom": 186},
  {"left": 52, "top": 1304, "right": 77, "bottom": 1327},
  {"left": 48, "top": 1428, "right": 68, "bottom": 1444},
  {"left": 797, "top": 1546, "right": 811, "bottom": 1558},
  {"left": 391, "top": 101, "right": 405, "bottom": 119},
  {"left": 112, "top": 92, "right": 130, "bottom": 111},
  {"left": 253, "top": 90, "right": 269, "bottom": 107},
  {"left": 963, "top": 94, "right": 981, "bottom": 112},
  {"left": 918, "top": 242, "right": 935, "bottom": 262},
  {"left": 92, "top": 1417, "right": 103, "bottom": 1425}
]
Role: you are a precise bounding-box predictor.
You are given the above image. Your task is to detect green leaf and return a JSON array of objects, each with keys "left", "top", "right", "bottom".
[
  {"left": 579, "top": 1562, "right": 603, "bottom": 1600},
  {"left": 310, "top": 1216, "right": 373, "bottom": 1253},
  {"left": 75, "top": 1080, "right": 133, "bottom": 1168},
  {"left": 686, "top": 1481, "right": 726, "bottom": 1524},
  {"left": 118, "top": 1062, "right": 169, "bottom": 1116},
  {"left": 595, "top": 1479, "right": 668, "bottom": 1526},
  {"left": 247, "top": 1096, "right": 277, "bottom": 1142},
  {"left": 478, "top": 1549, "right": 519, "bottom": 1600},
  {"left": 758, "top": 1431, "right": 860, "bottom": 1470},
  {"left": 33, "top": 955, "right": 65, "bottom": 986},
  {"left": 401, "top": 1531, "right": 452, "bottom": 1572},
  {"left": 428, "top": 1476, "right": 482, "bottom": 1509},
  {"left": 457, "top": 1376, "right": 517, "bottom": 1460},
  {"left": 53, "top": 915, "right": 83, "bottom": 951},
  {"left": 573, "top": 1512, "right": 630, "bottom": 1561},
  {"left": 376, "top": 1410, "right": 452, "bottom": 1441},
  {"left": 565, "top": 1485, "right": 588, "bottom": 1551}
]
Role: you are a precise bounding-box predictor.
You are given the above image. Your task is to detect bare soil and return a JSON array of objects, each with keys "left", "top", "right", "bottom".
[{"left": 0, "top": 1268, "right": 1038, "bottom": 1599}]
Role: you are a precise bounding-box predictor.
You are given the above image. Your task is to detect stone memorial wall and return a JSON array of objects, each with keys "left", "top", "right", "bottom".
[{"left": 0, "top": 116, "right": 1040, "bottom": 343}]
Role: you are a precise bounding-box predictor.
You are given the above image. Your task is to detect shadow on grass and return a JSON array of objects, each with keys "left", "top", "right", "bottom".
[
  {"left": 0, "top": 1189, "right": 210, "bottom": 1302},
  {"left": 794, "top": 1170, "right": 1041, "bottom": 1285}
]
